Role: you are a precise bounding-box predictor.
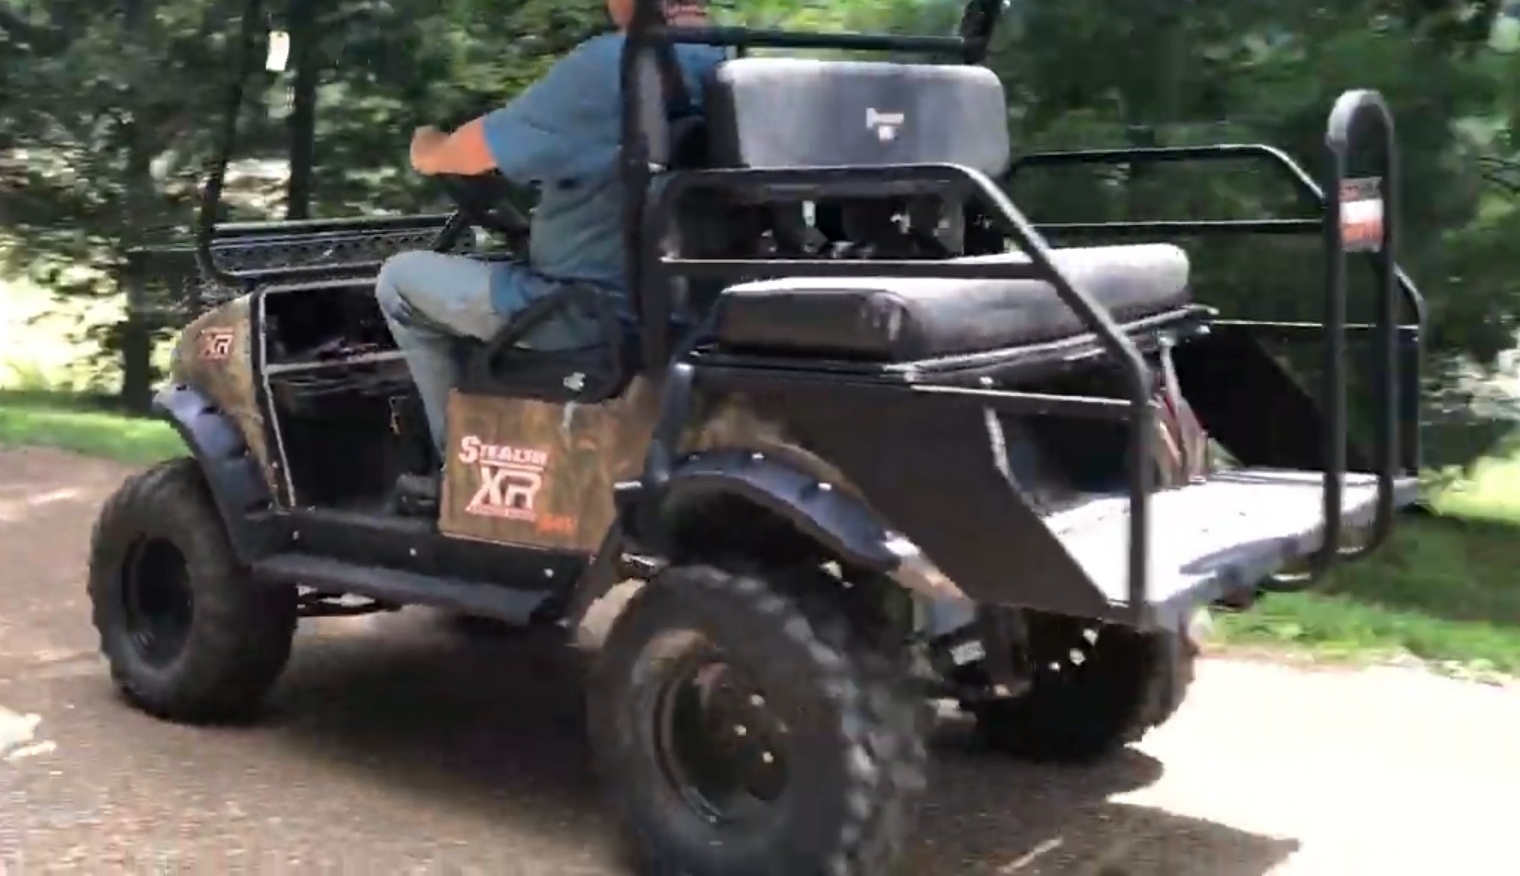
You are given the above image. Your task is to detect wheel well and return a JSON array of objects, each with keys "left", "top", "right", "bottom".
[
  {"left": 150, "top": 384, "right": 280, "bottom": 561},
  {"left": 664, "top": 493, "right": 830, "bottom": 568},
  {"left": 661, "top": 494, "right": 917, "bottom": 648}
]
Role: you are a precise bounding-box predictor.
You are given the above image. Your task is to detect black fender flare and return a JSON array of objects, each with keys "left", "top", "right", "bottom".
[
  {"left": 152, "top": 384, "right": 279, "bottom": 562},
  {"left": 561, "top": 451, "right": 971, "bottom": 631},
  {"left": 654, "top": 449, "right": 903, "bottom": 572}
]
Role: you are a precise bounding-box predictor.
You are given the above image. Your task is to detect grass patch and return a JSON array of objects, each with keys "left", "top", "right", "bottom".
[
  {"left": 1214, "top": 469, "right": 1520, "bottom": 679},
  {"left": 0, "top": 390, "right": 184, "bottom": 466}
]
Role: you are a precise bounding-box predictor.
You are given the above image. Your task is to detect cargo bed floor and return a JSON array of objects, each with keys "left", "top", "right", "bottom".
[{"left": 1043, "top": 468, "right": 1420, "bottom": 617}]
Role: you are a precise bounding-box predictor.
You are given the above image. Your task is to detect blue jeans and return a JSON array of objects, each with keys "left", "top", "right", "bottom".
[{"left": 374, "top": 251, "right": 591, "bottom": 461}]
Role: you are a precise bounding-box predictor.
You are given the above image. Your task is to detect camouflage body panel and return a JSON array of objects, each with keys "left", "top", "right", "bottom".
[
  {"left": 437, "top": 373, "right": 1202, "bottom": 558},
  {"left": 166, "top": 295, "right": 279, "bottom": 495},
  {"left": 438, "top": 380, "right": 821, "bottom": 553},
  {"left": 440, "top": 380, "right": 664, "bottom": 551}
]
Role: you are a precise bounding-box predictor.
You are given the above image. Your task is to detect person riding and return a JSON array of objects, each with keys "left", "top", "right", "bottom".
[{"left": 376, "top": 0, "right": 723, "bottom": 509}]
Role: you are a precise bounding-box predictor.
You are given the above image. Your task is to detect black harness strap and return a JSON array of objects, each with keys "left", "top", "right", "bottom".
[{"left": 653, "top": 36, "right": 693, "bottom": 117}]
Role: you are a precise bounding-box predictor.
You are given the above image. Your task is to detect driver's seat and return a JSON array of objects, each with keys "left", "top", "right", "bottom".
[
  {"left": 455, "top": 280, "right": 638, "bottom": 403},
  {"left": 455, "top": 110, "right": 715, "bottom": 404}
]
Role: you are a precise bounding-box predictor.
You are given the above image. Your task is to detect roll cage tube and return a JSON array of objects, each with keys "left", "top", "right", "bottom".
[
  {"left": 193, "top": 0, "right": 1007, "bottom": 291},
  {"left": 195, "top": 0, "right": 268, "bottom": 290},
  {"left": 194, "top": 0, "right": 479, "bottom": 288}
]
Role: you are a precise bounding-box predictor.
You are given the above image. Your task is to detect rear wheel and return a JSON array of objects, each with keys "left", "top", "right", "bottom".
[
  {"left": 588, "top": 564, "right": 927, "bottom": 876},
  {"left": 88, "top": 458, "right": 297, "bottom": 722},
  {"left": 973, "top": 610, "right": 1197, "bottom": 762}
]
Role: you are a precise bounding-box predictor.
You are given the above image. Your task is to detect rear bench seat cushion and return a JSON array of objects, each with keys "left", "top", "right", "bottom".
[{"left": 710, "top": 243, "right": 1193, "bottom": 362}]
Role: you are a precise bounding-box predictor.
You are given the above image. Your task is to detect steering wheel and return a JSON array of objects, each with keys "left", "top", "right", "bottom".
[{"left": 437, "top": 172, "right": 533, "bottom": 241}]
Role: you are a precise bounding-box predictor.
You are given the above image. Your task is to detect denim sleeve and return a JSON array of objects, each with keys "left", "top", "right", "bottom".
[{"left": 480, "top": 38, "right": 619, "bottom": 183}]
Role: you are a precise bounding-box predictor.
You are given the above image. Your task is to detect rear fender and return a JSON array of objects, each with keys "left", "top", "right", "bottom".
[
  {"left": 152, "top": 384, "right": 280, "bottom": 561},
  {"left": 649, "top": 450, "right": 975, "bottom": 630},
  {"left": 659, "top": 449, "right": 898, "bottom": 568},
  {"left": 561, "top": 450, "right": 978, "bottom": 635}
]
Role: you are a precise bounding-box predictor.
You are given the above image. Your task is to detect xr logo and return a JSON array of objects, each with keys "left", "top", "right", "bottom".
[{"left": 465, "top": 464, "right": 543, "bottom": 520}]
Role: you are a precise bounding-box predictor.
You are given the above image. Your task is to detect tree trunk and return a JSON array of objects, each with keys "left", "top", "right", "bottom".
[
  {"left": 285, "top": 0, "right": 319, "bottom": 220},
  {"left": 119, "top": 0, "right": 157, "bottom": 413}
]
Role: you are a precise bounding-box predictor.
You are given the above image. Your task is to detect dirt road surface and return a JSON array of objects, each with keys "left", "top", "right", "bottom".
[{"left": 1, "top": 445, "right": 1516, "bottom": 874}]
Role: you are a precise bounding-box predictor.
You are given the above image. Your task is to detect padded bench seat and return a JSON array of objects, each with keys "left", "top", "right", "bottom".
[{"left": 710, "top": 244, "right": 1193, "bottom": 362}]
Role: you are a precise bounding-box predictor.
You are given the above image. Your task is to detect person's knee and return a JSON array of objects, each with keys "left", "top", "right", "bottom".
[{"left": 375, "top": 250, "right": 434, "bottom": 317}]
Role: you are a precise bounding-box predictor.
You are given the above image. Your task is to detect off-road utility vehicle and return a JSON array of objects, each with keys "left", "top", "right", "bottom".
[{"left": 89, "top": 0, "right": 1425, "bottom": 871}]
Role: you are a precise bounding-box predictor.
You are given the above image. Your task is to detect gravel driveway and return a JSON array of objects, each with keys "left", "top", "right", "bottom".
[{"left": 0, "top": 445, "right": 1514, "bottom": 874}]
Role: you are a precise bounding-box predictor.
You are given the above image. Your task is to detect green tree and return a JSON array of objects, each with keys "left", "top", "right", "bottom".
[{"left": 4, "top": 0, "right": 1520, "bottom": 428}]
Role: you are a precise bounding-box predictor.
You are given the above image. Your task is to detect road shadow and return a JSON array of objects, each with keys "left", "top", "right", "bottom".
[{"left": 262, "top": 610, "right": 1299, "bottom": 875}]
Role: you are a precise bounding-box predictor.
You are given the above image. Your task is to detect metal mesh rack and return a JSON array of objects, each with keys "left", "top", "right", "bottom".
[{"left": 125, "top": 214, "right": 473, "bottom": 327}]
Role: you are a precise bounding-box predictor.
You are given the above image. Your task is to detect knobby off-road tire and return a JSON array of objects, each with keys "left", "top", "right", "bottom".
[
  {"left": 974, "top": 610, "right": 1197, "bottom": 763},
  {"left": 88, "top": 458, "right": 297, "bottom": 723},
  {"left": 588, "top": 564, "right": 928, "bottom": 876}
]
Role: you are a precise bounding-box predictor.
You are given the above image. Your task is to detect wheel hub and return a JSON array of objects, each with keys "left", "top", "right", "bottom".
[
  {"left": 121, "top": 537, "right": 195, "bottom": 668},
  {"left": 654, "top": 644, "right": 791, "bottom": 825}
]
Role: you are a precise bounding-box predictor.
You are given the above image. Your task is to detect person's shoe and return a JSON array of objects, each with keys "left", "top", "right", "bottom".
[{"left": 391, "top": 470, "right": 441, "bottom": 518}]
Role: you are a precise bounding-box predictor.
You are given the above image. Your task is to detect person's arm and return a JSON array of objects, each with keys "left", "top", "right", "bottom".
[{"left": 410, "top": 40, "right": 611, "bottom": 181}]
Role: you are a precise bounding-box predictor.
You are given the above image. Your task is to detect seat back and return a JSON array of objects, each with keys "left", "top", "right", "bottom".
[
  {"left": 703, "top": 57, "right": 1010, "bottom": 176},
  {"left": 458, "top": 283, "right": 638, "bottom": 403}
]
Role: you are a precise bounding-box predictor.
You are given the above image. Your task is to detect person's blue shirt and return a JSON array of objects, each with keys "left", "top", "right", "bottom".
[{"left": 479, "top": 33, "right": 726, "bottom": 321}]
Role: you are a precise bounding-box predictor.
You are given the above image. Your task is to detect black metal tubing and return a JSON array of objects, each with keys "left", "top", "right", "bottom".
[
  {"left": 194, "top": 0, "right": 267, "bottom": 291},
  {"left": 641, "top": 161, "right": 1155, "bottom": 619},
  {"left": 1008, "top": 115, "right": 1412, "bottom": 586},
  {"left": 1244, "top": 93, "right": 1400, "bottom": 588},
  {"left": 1321, "top": 90, "right": 1401, "bottom": 567},
  {"left": 180, "top": 218, "right": 456, "bottom": 288},
  {"left": 209, "top": 230, "right": 434, "bottom": 253},
  {"left": 1038, "top": 219, "right": 1319, "bottom": 236},
  {"left": 659, "top": 24, "right": 966, "bottom": 55},
  {"left": 695, "top": 368, "right": 1135, "bottom": 420},
  {"left": 218, "top": 260, "right": 387, "bottom": 284},
  {"left": 958, "top": 0, "right": 1009, "bottom": 64},
  {"left": 1008, "top": 143, "right": 1427, "bottom": 330},
  {"left": 209, "top": 212, "right": 454, "bottom": 240},
  {"left": 191, "top": 0, "right": 458, "bottom": 290},
  {"left": 619, "top": 0, "right": 1007, "bottom": 339},
  {"left": 654, "top": 0, "right": 1006, "bottom": 57}
]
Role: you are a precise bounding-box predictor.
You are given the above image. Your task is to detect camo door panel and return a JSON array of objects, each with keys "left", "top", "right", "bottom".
[{"left": 439, "top": 383, "right": 660, "bottom": 552}]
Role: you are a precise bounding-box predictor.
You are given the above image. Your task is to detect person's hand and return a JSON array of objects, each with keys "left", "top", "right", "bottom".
[{"left": 409, "top": 126, "right": 448, "bottom": 175}]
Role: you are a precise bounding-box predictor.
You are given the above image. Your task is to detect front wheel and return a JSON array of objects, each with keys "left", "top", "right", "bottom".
[
  {"left": 587, "top": 564, "right": 927, "bottom": 876},
  {"left": 87, "top": 458, "right": 297, "bottom": 723}
]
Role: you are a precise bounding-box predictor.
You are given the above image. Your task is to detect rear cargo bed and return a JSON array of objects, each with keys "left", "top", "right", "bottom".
[{"left": 1044, "top": 469, "right": 1420, "bottom": 619}]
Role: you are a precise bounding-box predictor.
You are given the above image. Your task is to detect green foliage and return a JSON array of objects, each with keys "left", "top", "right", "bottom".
[
  {"left": 0, "top": 391, "right": 186, "bottom": 465},
  {"left": 986, "top": 0, "right": 1520, "bottom": 367},
  {"left": 2, "top": 0, "right": 1520, "bottom": 424}
]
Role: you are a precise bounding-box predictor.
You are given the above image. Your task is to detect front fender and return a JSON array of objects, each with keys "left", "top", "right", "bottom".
[
  {"left": 152, "top": 384, "right": 278, "bottom": 561},
  {"left": 657, "top": 449, "right": 902, "bottom": 572}
]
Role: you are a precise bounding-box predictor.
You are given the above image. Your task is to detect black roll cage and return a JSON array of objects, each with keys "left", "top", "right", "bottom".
[
  {"left": 618, "top": 0, "right": 1416, "bottom": 611},
  {"left": 190, "top": 0, "right": 1419, "bottom": 621}
]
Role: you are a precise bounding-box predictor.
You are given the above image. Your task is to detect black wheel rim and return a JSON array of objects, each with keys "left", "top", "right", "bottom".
[
  {"left": 651, "top": 634, "right": 792, "bottom": 826},
  {"left": 120, "top": 537, "right": 195, "bottom": 668}
]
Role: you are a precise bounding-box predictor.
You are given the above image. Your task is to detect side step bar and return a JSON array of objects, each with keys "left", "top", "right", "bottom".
[{"left": 252, "top": 554, "right": 556, "bottom": 627}]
